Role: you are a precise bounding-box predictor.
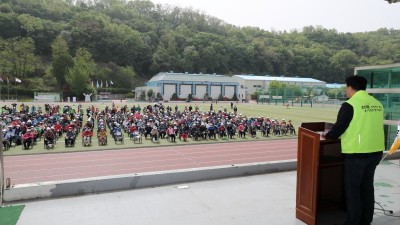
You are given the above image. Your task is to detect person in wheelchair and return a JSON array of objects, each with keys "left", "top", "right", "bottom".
[
  {"left": 43, "top": 127, "right": 56, "bottom": 148},
  {"left": 199, "top": 123, "right": 207, "bottom": 139},
  {"left": 287, "top": 120, "right": 296, "bottom": 135},
  {"left": 207, "top": 123, "right": 217, "bottom": 139},
  {"left": 150, "top": 126, "right": 159, "bottom": 142},
  {"left": 65, "top": 127, "right": 76, "bottom": 146},
  {"left": 54, "top": 121, "right": 63, "bottom": 138},
  {"left": 158, "top": 122, "right": 167, "bottom": 139},
  {"left": 98, "top": 127, "right": 107, "bottom": 145},
  {"left": 144, "top": 123, "right": 152, "bottom": 139},
  {"left": 4, "top": 125, "right": 15, "bottom": 146},
  {"left": 238, "top": 123, "right": 246, "bottom": 138},
  {"left": 226, "top": 122, "right": 236, "bottom": 139},
  {"left": 218, "top": 123, "right": 226, "bottom": 138},
  {"left": 166, "top": 124, "right": 176, "bottom": 142},
  {"left": 179, "top": 124, "right": 188, "bottom": 141},
  {"left": 22, "top": 129, "right": 34, "bottom": 149},
  {"left": 112, "top": 124, "right": 123, "bottom": 141},
  {"left": 249, "top": 124, "right": 257, "bottom": 138},
  {"left": 129, "top": 124, "right": 137, "bottom": 137},
  {"left": 2, "top": 128, "right": 11, "bottom": 150},
  {"left": 260, "top": 122, "right": 269, "bottom": 137},
  {"left": 82, "top": 127, "right": 93, "bottom": 145}
]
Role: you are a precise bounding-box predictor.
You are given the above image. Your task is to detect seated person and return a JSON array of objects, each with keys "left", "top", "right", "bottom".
[
  {"left": 144, "top": 124, "right": 152, "bottom": 139},
  {"left": 129, "top": 124, "right": 137, "bottom": 135},
  {"left": 159, "top": 122, "right": 167, "bottom": 139},
  {"left": 287, "top": 120, "right": 296, "bottom": 135},
  {"left": 82, "top": 128, "right": 93, "bottom": 138},
  {"left": 22, "top": 129, "right": 34, "bottom": 149},
  {"left": 207, "top": 123, "right": 217, "bottom": 139},
  {"left": 54, "top": 121, "right": 63, "bottom": 137},
  {"left": 4, "top": 125, "right": 15, "bottom": 144},
  {"left": 218, "top": 124, "right": 226, "bottom": 138},
  {"left": 249, "top": 124, "right": 257, "bottom": 138},
  {"left": 2, "top": 129, "right": 10, "bottom": 148},
  {"left": 167, "top": 125, "right": 176, "bottom": 142},
  {"left": 43, "top": 127, "right": 56, "bottom": 146},
  {"left": 31, "top": 126, "right": 39, "bottom": 143},
  {"left": 179, "top": 124, "right": 188, "bottom": 141},
  {"left": 150, "top": 126, "right": 159, "bottom": 142},
  {"left": 238, "top": 123, "right": 246, "bottom": 137},
  {"left": 112, "top": 125, "right": 122, "bottom": 140},
  {"left": 98, "top": 127, "right": 107, "bottom": 143},
  {"left": 65, "top": 127, "right": 76, "bottom": 145}
]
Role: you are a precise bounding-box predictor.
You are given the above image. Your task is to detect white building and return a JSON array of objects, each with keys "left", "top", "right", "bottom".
[
  {"left": 232, "top": 75, "right": 326, "bottom": 100},
  {"left": 135, "top": 72, "right": 239, "bottom": 101}
]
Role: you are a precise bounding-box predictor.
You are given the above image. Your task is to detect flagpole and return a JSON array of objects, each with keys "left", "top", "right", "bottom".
[
  {"left": 15, "top": 79, "right": 17, "bottom": 101},
  {"left": 7, "top": 77, "right": 9, "bottom": 100}
]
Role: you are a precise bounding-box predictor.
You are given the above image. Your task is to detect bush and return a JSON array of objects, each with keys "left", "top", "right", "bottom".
[
  {"left": 171, "top": 93, "right": 178, "bottom": 100},
  {"left": 125, "top": 92, "right": 135, "bottom": 98}
]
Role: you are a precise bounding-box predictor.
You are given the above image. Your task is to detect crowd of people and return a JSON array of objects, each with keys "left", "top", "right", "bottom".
[{"left": 1, "top": 102, "right": 296, "bottom": 150}]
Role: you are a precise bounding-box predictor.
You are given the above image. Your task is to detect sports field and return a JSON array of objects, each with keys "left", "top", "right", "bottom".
[{"left": 1, "top": 100, "right": 339, "bottom": 156}]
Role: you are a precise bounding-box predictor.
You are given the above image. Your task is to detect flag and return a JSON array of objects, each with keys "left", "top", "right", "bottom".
[
  {"left": 0, "top": 76, "right": 3, "bottom": 83},
  {"left": 7, "top": 76, "right": 9, "bottom": 84},
  {"left": 105, "top": 80, "right": 108, "bottom": 88},
  {"left": 91, "top": 80, "right": 94, "bottom": 87},
  {"left": 100, "top": 80, "right": 103, "bottom": 87},
  {"left": 15, "top": 77, "right": 22, "bottom": 83},
  {"left": 96, "top": 80, "right": 99, "bottom": 88},
  {"left": 110, "top": 80, "right": 113, "bottom": 85},
  {"left": 389, "top": 121, "right": 400, "bottom": 155}
]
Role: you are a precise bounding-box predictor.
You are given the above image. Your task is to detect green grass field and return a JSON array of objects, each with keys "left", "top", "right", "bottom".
[{"left": 2, "top": 101, "right": 339, "bottom": 156}]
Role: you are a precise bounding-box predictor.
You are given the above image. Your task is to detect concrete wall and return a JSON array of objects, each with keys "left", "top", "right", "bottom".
[
  {"left": 225, "top": 86, "right": 235, "bottom": 98},
  {"left": 179, "top": 85, "right": 192, "bottom": 98},
  {"left": 163, "top": 84, "right": 176, "bottom": 100},
  {"left": 4, "top": 160, "right": 297, "bottom": 202},
  {"left": 210, "top": 85, "right": 222, "bottom": 99},
  {"left": 195, "top": 85, "right": 207, "bottom": 99}
]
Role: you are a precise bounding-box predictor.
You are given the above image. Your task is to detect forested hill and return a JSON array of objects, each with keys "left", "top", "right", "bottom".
[{"left": 1, "top": 0, "right": 400, "bottom": 93}]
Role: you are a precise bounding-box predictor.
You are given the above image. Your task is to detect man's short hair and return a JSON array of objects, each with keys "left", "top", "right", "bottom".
[{"left": 345, "top": 75, "right": 367, "bottom": 91}]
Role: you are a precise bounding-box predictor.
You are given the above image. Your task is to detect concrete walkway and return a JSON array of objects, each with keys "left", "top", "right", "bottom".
[{"left": 10, "top": 159, "right": 400, "bottom": 225}]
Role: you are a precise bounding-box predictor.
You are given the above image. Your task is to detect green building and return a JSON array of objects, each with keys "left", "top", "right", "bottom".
[{"left": 354, "top": 63, "right": 400, "bottom": 149}]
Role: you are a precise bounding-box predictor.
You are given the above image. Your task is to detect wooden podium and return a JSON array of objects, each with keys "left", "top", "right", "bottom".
[{"left": 296, "top": 122, "right": 346, "bottom": 225}]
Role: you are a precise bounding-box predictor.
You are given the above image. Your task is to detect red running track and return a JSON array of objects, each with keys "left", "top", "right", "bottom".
[{"left": 4, "top": 139, "right": 297, "bottom": 185}]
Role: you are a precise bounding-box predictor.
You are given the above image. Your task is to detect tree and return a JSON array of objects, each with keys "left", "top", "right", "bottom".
[
  {"left": 65, "top": 61, "right": 91, "bottom": 98},
  {"left": 147, "top": 88, "right": 154, "bottom": 99},
  {"left": 0, "top": 37, "right": 39, "bottom": 77},
  {"left": 51, "top": 36, "right": 73, "bottom": 89},
  {"left": 65, "top": 48, "right": 95, "bottom": 98}
]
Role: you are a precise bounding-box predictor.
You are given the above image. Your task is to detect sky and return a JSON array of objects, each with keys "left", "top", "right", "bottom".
[{"left": 151, "top": 0, "right": 400, "bottom": 33}]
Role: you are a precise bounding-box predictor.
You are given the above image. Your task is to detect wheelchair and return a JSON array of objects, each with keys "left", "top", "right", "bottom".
[
  {"left": 130, "top": 131, "right": 142, "bottom": 144},
  {"left": 65, "top": 137, "right": 75, "bottom": 147},
  {"left": 2, "top": 139, "right": 11, "bottom": 151},
  {"left": 22, "top": 138, "right": 34, "bottom": 150},
  {"left": 44, "top": 138, "right": 56, "bottom": 149},
  {"left": 82, "top": 135, "right": 92, "bottom": 147},
  {"left": 98, "top": 136, "right": 107, "bottom": 146},
  {"left": 113, "top": 131, "right": 124, "bottom": 144}
]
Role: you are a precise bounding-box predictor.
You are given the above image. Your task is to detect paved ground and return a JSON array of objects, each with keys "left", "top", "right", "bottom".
[{"left": 9, "top": 159, "right": 400, "bottom": 225}]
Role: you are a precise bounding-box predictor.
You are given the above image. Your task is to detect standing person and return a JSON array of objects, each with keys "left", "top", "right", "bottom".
[{"left": 323, "top": 76, "right": 384, "bottom": 225}]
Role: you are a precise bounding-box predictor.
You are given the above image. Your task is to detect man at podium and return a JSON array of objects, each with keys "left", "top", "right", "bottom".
[{"left": 323, "top": 75, "right": 384, "bottom": 225}]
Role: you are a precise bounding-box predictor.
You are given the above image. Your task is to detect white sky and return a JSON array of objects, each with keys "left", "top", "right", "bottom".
[{"left": 151, "top": 0, "right": 400, "bottom": 33}]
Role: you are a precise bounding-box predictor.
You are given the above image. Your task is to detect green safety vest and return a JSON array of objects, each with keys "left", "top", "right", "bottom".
[{"left": 341, "top": 90, "right": 384, "bottom": 154}]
